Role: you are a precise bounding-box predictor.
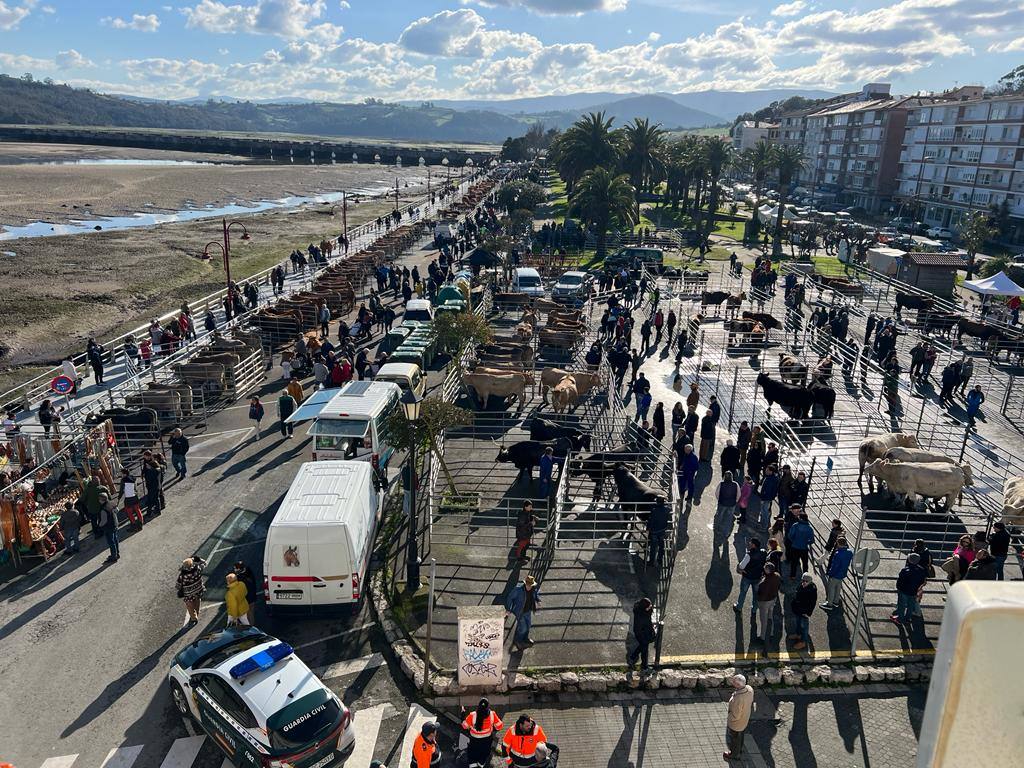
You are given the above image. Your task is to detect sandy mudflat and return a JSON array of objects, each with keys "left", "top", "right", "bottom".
[
  {"left": 0, "top": 149, "right": 448, "bottom": 383},
  {"left": 0, "top": 142, "right": 251, "bottom": 166}
]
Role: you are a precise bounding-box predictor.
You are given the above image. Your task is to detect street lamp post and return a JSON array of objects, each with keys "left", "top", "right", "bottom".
[
  {"left": 202, "top": 218, "right": 250, "bottom": 297},
  {"left": 401, "top": 388, "right": 423, "bottom": 591}
]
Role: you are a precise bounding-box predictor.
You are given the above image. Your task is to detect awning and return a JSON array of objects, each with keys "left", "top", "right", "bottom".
[
  {"left": 285, "top": 388, "right": 339, "bottom": 423},
  {"left": 962, "top": 271, "right": 1024, "bottom": 297}
]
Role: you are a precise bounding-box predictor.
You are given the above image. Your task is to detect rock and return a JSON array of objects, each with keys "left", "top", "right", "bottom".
[
  {"left": 884, "top": 666, "right": 905, "bottom": 682},
  {"left": 868, "top": 667, "right": 886, "bottom": 682},
  {"left": 854, "top": 665, "right": 871, "bottom": 682},
  {"left": 701, "top": 671, "right": 725, "bottom": 688},
  {"left": 627, "top": 673, "right": 642, "bottom": 689},
  {"left": 749, "top": 670, "right": 765, "bottom": 687},
  {"left": 781, "top": 667, "right": 804, "bottom": 686},
  {"left": 661, "top": 669, "right": 684, "bottom": 689},
  {"left": 680, "top": 670, "right": 700, "bottom": 689},
  {"left": 808, "top": 664, "right": 831, "bottom": 684},
  {"left": 830, "top": 667, "right": 855, "bottom": 684},
  {"left": 559, "top": 671, "right": 579, "bottom": 689},
  {"left": 917, "top": 666, "right": 931, "bottom": 681},
  {"left": 536, "top": 674, "right": 562, "bottom": 692},
  {"left": 763, "top": 667, "right": 782, "bottom": 685},
  {"left": 903, "top": 664, "right": 920, "bottom": 681},
  {"left": 579, "top": 673, "right": 607, "bottom": 693},
  {"left": 508, "top": 673, "right": 535, "bottom": 690},
  {"left": 643, "top": 672, "right": 660, "bottom": 690},
  {"left": 430, "top": 676, "right": 450, "bottom": 696}
]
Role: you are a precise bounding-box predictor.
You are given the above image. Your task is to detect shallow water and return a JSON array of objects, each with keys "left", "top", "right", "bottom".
[{"left": 0, "top": 178, "right": 428, "bottom": 241}]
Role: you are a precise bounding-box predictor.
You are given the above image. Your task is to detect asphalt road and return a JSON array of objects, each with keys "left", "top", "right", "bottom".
[{"left": 0, "top": 234, "right": 454, "bottom": 768}]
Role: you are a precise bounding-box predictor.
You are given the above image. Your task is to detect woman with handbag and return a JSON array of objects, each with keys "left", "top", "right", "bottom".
[{"left": 177, "top": 556, "right": 207, "bottom": 627}]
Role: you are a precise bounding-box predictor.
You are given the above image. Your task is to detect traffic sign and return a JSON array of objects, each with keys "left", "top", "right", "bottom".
[
  {"left": 852, "top": 547, "right": 881, "bottom": 576},
  {"left": 50, "top": 375, "right": 74, "bottom": 395}
]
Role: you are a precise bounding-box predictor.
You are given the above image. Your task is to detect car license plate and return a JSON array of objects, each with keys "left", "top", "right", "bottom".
[
  {"left": 275, "top": 591, "right": 303, "bottom": 600},
  {"left": 307, "top": 753, "right": 336, "bottom": 768}
]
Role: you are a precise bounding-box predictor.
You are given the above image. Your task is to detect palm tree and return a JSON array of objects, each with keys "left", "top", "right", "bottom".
[
  {"left": 555, "top": 112, "right": 622, "bottom": 194},
  {"left": 698, "top": 136, "right": 733, "bottom": 243},
  {"left": 621, "top": 117, "right": 666, "bottom": 219},
  {"left": 662, "top": 136, "right": 698, "bottom": 211},
  {"left": 771, "top": 145, "right": 806, "bottom": 258},
  {"left": 741, "top": 139, "right": 775, "bottom": 244},
  {"left": 569, "top": 167, "right": 638, "bottom": 260}
]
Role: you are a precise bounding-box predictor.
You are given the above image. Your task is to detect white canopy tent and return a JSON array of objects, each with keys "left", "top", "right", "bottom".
[{"left": 962, "top": 271, "right": 1024, "bottom": 297}]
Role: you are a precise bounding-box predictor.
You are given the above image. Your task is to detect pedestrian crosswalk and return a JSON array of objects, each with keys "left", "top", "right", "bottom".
[{"left": 32, "top": 702, "right": 430, "bottom": 768}]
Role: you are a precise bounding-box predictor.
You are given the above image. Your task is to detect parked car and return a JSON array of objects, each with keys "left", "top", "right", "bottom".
[
  {"left": 842, "top": 206, "right": 868, "bottom": 217},
  {"left": 551, "top": 270, "right": 593, "bottom": 304},
  {"left": 927, "top": 227, "right": 954, "bottom": 240}
]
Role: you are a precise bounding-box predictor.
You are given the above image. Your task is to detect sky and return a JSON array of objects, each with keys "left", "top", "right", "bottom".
[{"left": 0, "top": 0, "right": 1021, "bottom": 103}]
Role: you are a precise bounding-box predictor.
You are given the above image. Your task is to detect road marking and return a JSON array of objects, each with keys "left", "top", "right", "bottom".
[
  {"left": 658, "top": 647, "right": 937, "bottom": 663},
  {"left": 347, "top": 704, "right": 387, "bottom": 768},
  {"left": 189, "top": 428, "right": 255, "bottom": 459},
  {"left": 99, "top": 745, "right": 143, "bottom": 768},
  {"left": 39, "top": 756, "right": 78, "bottom": 768},
  {"left": 157, "top": 736, "right": 205, "bottom": 768},
  {"left": 293, "top": 622, "right": 377, "bottom": 650},
  {"left": 315, "top": 652, "right": 385, "bottom": 680},
  {"left": 400, "top": 703, "right": 436, "bottom": 768}
]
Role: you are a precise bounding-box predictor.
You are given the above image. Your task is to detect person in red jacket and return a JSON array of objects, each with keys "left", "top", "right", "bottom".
[{"left": 462, "top": 698, "right": 503, "bottom": 768}]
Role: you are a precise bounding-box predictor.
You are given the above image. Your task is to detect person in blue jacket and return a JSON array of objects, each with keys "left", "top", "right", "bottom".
[
  {"left": 820, "top": 537, "right": 854, "bottom": 609},
  {"left": 677, "top": 443, "right": 699, "bottom": 502},
  {"left": 786, "top": 513, "right": 815, "bottom": 578}
]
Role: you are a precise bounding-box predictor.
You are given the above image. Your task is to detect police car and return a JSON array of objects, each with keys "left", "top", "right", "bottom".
[{"left": 168, "top": 627, "right": 356, "bottom": 768}]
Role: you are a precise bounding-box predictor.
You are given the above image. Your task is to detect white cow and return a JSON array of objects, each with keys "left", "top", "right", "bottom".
[
  {"left": 1003, "top": 477, "right": 1024, "bottom": 527},
  {"left": 858, "top": 432, "right": 920, "bottom": 489},
  {"left": 882, "top": 447, "right": 974, "bottom": 486},
  {"left": 864, "top": 459, "right": 967, "bottom": 511}
]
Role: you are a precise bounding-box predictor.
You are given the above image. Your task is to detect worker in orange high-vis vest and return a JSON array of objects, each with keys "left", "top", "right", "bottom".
[
  {"left": 462, "top": 697, "right": 503, "bottom": 768},
  {"left": 411, "top": 721, "right": 441, "bottom": 768},
  {"left": 502, "top": 714, "right": 551, "bottom": 766}
]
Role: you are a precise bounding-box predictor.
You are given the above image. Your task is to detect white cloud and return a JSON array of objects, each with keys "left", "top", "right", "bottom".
[
  {"left": 399, "top": 9, "right": 540, "bottom": 58},
  {"left": 55, "top": 49, "right": 94, "bottom": 69},
  {"left": 464, "top": 0, "right": 627, "bottom": 15},
  {"left": 0, "top": 0, "right": 33, "bottom": 29},
  {"left": 771, "top": 1, "right": 806, "bottom": 17},
  {"left": 989, "top": 37, "right": 1024, "bottom": 52},
  {"left": 181, "top": 0, "right": 343, "bottom": 43},
  {"left": 647, "top": 31, "right": 660, "bottom": 42},
  {"left": 103, "top": 14, "right": 161, "bottom": 32},
  {"left": 339, "top": 0, "right": 349, "bottom": 7},
  {"left": 0, "top": 51, "right": 52, "bottom": 70},
  {"left": 40, "top": 4, "right": 55, "bottom": 13}
]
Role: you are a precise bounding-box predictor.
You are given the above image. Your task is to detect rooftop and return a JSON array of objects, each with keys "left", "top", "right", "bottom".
[{"left": 904, "top": 252, "right": 967, "bottom": 267}]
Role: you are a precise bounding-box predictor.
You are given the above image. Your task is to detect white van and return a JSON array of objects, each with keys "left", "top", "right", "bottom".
[
  {"left": 512, "top": 267, "right": 545, "bottom": 298},
  {"left": 375, "top": 362, "right": 425, "bottom": 398},
  {"left": 263, "top": 461, "right": 380, "bottom": 612},
  {"left": 286, "top": 380, "right": 401, "bottom": 468},
  {"left": 403, "top": 298, "right": 434, "bottom": 323}
]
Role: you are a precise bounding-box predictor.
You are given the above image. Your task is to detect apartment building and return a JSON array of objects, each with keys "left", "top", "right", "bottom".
[
  {"left": 732, "top": 120, "right": 779, "bottom": 152},
  {"left": 895, "top": 89, "right": 1024, "bottom": 245}
]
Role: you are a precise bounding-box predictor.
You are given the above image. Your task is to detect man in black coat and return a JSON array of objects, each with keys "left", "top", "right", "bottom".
[{"left": 789, "top": 572, "right": 817, "bottom": 650}]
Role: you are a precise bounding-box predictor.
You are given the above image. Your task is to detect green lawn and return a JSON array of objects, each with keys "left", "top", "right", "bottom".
[{"left": 638, "top": 205, "right": 747, "bottom": 240}]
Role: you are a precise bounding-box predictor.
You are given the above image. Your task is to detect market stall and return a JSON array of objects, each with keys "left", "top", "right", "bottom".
[{"left": 0, "top": 419, "right": 120, "bottom": 566}]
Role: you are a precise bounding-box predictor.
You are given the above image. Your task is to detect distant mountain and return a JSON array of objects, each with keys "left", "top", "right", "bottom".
[
  {"left": 410, "top": 88, "right": 836, "bottom": 124},
  {"left": 539, "top": 94, "right": 723, "bottom": 130}
]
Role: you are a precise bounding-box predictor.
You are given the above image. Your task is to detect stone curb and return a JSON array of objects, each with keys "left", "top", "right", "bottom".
[{"left": 368, "top": 572, "right": 931, "bottom": 699}]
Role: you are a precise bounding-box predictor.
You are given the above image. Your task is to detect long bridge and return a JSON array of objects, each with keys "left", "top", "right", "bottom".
[{"left": 0, "top": 124, "right": 500, "bottom": 166}]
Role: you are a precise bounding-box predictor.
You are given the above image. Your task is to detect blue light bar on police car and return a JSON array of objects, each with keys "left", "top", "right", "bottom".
[{"left": 229, "top": 642, "right": 294, "bottom": 679}]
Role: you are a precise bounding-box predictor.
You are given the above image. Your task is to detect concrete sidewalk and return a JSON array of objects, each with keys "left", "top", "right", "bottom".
[{"left": 517, "top": 684, "right": 925, "bottom": 768}]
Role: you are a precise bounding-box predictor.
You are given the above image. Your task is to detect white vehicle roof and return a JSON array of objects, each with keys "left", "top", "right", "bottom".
[
  {"left": 406, "top": 298, "right": 432, "bottom": 311},
  {"left": 211, "top": 640, "right": 324, "bottom": 719},
  {"left": 558, "top": 271, "right": 586, "bottom": 280},
  {"left": 514, "top": 267, "right": 540, "bottom": 277},
  {"left": 272, "top": 461, "right": 374, "bottom": 526},
  {"left": 288, "top": 380, "right": 399, "bottom": 423},
  {"left": 376, "top": 362, "right": 421, "bottom": 379}
]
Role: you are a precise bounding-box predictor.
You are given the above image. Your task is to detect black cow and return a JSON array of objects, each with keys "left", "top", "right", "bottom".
[
  {"left": 528, "top": 417, "right": 591, "bottom": 451},
  {"left": 894, "top": 291, "right": 935, "bottom": 318},
  {"left": 919, "top": 309, "right": 958, "bottom": 336},
  {"left": 755, "top": 372, "right": 814, "bottom": 420},
  {"left": 700, "top": 290, "right": 730, "bottom": 310},
  {"left": 957, "top": 318, "right": 1001, "bottom": 343},
  {"left": 496, "top": 438, "right": 572, "bottom": 481},
  {"left": 808, "top": 379, "right": 836, "bottom": 419},
  {"left": 569, "top": 446, "right": 634, "bottom": 500},
  {"left": 741, "top": 310, "right": 783, "bottom": 330},
  {"left": 612, "top": 463, "right": 665, "bottom": 523}
]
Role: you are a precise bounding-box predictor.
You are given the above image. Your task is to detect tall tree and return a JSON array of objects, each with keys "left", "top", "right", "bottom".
[
  {"left": 771, "top": 144, "right": 806, "bottom": 257},
  {"left": 961, "top": 210, "right": 998, "bottom": 280},
  {"left": 662, "top": 136, "right": 698, "bottom": 210},
  {"left": 569, "top": 167, "right": 637, "bottom": 260},
  {"left": 621, "top": 117, "right": 666, "bottom": 218},
  {"left": 741, "top": 139, "right": 775, "bottom": 243},
  {"left": 698, "top": 135, "right": 733, "bottom": 243},
  {"left": 553, "top": 111, "right": 622, "bottom": 194}
]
